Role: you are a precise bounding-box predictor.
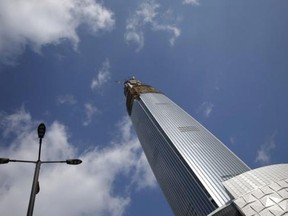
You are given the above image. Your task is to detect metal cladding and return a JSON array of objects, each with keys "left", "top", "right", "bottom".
[
  {"left": 124, "top": 78, "right": 249, "bottom": 215},
  {"left": 223, "top": 164, "right": 288, "bottom": 215},
  {"left": 123, "top": 78, "right": 288, "bottom": 216}
]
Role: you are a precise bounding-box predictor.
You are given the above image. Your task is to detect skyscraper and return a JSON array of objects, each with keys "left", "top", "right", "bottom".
[{"left": 124, "top": 78, "right": 288, "bottom": 216}]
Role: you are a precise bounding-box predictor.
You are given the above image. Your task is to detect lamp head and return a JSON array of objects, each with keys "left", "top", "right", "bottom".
[
  {"left": 66, "top": 159, "right": 82, "bottom": 165},
  {"left": 37, "top": 123, "right": 46, "bottom": 139},
  {"left": 0, "top": 158, "right": 10, "bottom": 164}
]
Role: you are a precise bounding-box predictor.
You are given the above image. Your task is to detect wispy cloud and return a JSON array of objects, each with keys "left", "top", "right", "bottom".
[
  {"left": 131, "top": 152, "right": 156, "bottom": 190},
  {"left": 0, "top": 106, "right": 32, "bottom": 138},
  {"left": 0, "top": 0, "right": 114, "bottom": 65},
  {"left": 125, "top": 0, "right": 181, "bottom": 51},
  {"left": 182, "top": 0, "right": 200, "bottom": 6},
  {"left": 255, "top": 131, "right": 277, "bottom": 165},
  {"left": 116, "top": 116, "right": 156, "bottom": 191},
  {"left": 91, "top": 59, "right": 111, "bottom": 90},
  {"left": 229, "top": 137, "right": 236, "bottom": 145},
  {"left": 153, "top": 24, "right": 181, "bottom": 46},
  {"left": 57, "top": 94, "right": 77, "bottom": 105},
  {"left": 0, "top": 109, "right": 156, "bottom": 216},
  {"left": 83, "top": 103, "right": 99, "bottom": 126},
  {"left": 197, "top": 102, "right": 214, "bottom": 118}
]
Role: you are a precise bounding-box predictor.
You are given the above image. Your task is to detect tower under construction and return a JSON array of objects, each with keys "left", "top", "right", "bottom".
[{"left": 124, "top": 77, "right": 288, "bottom": 216}]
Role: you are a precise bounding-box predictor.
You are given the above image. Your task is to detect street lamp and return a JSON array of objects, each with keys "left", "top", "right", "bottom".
[
  {"left": 0, "top": 158, "right": 9, "bottom": 164},
  {"left": 0, "top": 123, "right": 82, "bottom": 216},
  {"left": 37, "top": 123, "right": 46, "bottom": 139},
  {"left": 66, "top": 159, "right": 82, "bottom": 165}
]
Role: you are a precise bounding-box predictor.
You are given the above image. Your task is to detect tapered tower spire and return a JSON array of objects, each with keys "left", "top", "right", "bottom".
[{"left": 124, "top": 78, "right": 288, "bottom": 216}]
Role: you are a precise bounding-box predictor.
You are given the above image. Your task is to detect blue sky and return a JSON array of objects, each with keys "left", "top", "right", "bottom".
[{"left": 0, "top": 0, "right": 287, "bottom": 215}]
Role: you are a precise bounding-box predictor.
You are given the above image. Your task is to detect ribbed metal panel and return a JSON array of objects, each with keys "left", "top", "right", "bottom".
[
  {"left": 131, "top": 100, "right": 215, "bottom": 215},
  {"left": 130, "top": 92, "right": 251, "bottom": 216}
]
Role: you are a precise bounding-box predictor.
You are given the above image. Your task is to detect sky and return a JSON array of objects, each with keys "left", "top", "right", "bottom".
[{"left": 0, "top": 0, "right": 287, "bottom": 215}]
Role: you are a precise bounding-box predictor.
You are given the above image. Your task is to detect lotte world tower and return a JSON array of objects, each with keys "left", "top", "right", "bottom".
[{"left": 124, "top": 78, "right": 288, "bottom": 216}]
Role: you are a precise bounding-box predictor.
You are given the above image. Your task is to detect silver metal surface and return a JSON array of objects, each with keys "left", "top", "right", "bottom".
[
  {"left": 125, "top": 78, "right": 288, "bottom": 216},
  {"left": 141, "top": 93, "right": 250, "bottom": 204},
  {"left": 223, "top": 164, "right": 288, "bottom": 215},
  {"left": 130, "top": 92, "right": 250, "bottom": 215}
]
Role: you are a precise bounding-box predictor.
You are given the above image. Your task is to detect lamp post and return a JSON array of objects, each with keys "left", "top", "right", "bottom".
[{"left": 0, "top": 123, "right": 82, "bottom": 216}]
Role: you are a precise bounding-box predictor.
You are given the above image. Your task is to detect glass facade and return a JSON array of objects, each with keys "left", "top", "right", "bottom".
[
  {"left": 124, "top": 79, "right": 251, "bottom": 215},
  {"left": 131, "top": 100, "right": 215, "bottom": 215}
]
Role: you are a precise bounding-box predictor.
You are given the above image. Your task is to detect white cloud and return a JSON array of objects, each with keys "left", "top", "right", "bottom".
[
  {"left": 182, "top": 0, "right": 200, "bottom": 6},
  {"left": 0, "top": 106, "right": 32, "bottom": 138},
  {"left": 255, "top": 131, "right": 277, "bottom": 165},
  {"left": 131, "top": 153, "right": 156, "bottom": 190},
  {"left": 0, "top": 0, "right": 114, "bottom": 64},
  {"left": 0, "top": 109, "right": 156, "bottom": 216},
  {"left": 91, "top": 59, "right": 111, "bottom": 90},
  {"left": 83, "top": 103, "right": 99, "bottom": 126},
  {"left": 153, "top": 24, "right": 181, "bottom": 46},
  {"left": 125, "top": 0, "right": 181, "bottom": 51},
  {"left": 57, "top": 94, "right": 77, "bottom": 105},
  {"left": 115, "top": 117, "right": 156, "bottom": 191},
  {"left": 197, "top": 101, "right": 214, "bottom": 118},
  {"left": 229, "top": 137, "right": 235, "bottom": 145},
  {"left": 125, "top": 32, "right": 145, "bottom": 52}
]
